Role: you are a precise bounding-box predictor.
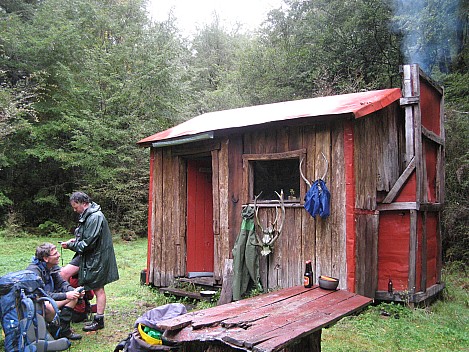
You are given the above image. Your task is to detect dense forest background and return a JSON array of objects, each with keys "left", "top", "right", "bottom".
[{"left": 0, "top": 0, "right": 467, "bottom": 263}]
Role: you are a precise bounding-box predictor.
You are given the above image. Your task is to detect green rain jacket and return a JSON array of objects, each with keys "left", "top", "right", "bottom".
[
  {"left": 232, "top": 206, "right": 262, "bottom": 301},
  {"left": 67, "top": 202, "right": 119, "bottom": 290}
]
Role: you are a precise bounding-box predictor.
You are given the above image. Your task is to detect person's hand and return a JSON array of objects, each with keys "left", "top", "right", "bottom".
[
  {"left": 75, "top": 287, "right": 85, "bottom": 298},
  {"left": 66, "top": 290, "right": 81, "bottom": 300},
  {"left": 61, "top": 239, "right": 76, "bottom": 249}
]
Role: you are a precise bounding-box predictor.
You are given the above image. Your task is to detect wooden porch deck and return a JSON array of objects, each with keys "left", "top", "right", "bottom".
[{"left": 157, "top": 285, "right": 373, "bottom": 352}]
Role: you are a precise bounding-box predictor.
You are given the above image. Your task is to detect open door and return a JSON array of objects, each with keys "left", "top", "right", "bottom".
[{"left": 186, "top": 158, "right": 214, "bottom": 275}]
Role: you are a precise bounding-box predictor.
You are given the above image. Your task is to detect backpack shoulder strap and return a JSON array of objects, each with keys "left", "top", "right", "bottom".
[{"left": 18, "top": 290, "right": 39, "bottom": 352}]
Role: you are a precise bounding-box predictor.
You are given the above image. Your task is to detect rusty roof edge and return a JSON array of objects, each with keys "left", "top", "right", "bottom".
[{"left": 137, "top": 88, "right": 402, "bottom": 146}]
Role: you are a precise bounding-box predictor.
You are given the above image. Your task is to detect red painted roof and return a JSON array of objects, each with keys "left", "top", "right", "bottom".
[{"left": 138, "top": 88, "right": 401, "bottom": 145}]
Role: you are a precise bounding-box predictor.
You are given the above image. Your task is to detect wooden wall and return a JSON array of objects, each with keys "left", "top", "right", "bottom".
[
  {"left": 353, "top": 102, "right": 406, "bottom": 296},
  {"left": 240, "top": 122, "right": 347, "bottom": 290},
  {"left": 147, "top": 119, "right": 348, "bottom": 290}
]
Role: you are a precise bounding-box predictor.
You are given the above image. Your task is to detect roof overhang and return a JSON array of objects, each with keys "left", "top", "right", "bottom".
[{"left": 138, "top": 88, "right": 401, "bottom": 147}]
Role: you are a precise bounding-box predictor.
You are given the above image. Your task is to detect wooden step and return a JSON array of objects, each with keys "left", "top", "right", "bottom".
[
  {"left": 176, "top": 277, "right": 221, "bottom": 289},
  {"left": 159, "top": 287, "right": 214, "bottom": 301}
]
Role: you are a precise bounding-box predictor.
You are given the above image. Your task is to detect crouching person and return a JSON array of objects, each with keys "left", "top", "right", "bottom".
[{"left": 27, "top": 243, "right": 83, "bottom": 341}]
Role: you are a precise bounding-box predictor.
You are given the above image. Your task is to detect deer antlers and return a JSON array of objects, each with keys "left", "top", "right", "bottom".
[
  {"left": 252, "top": 190, "right": 285, "bottom": 256},
  {"left": 299, "top": 152, "right": 328, "bottom": 187}
]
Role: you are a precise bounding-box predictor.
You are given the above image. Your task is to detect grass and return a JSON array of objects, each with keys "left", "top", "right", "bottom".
[{"left": 1, "top": 234, "right": 468, "bottom": 351}]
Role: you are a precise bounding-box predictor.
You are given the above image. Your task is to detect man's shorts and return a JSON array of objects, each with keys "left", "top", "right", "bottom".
[{"left": 69, "top": 254, "right": 81, "bottom": 267}]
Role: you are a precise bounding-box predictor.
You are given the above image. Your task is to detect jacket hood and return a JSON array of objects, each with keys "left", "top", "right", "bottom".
[{"left": 79, "top": 202, "right": 101, "bottom": 223}]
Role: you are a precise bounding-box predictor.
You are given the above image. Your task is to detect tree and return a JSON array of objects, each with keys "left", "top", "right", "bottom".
[{"left": 0, "top": 0, "right": 189, "bottom": 234}]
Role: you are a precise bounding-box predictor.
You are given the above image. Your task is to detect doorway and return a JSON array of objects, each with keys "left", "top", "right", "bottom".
[{"left": 186, "top": 158, "right": 214, "bottom": 275}]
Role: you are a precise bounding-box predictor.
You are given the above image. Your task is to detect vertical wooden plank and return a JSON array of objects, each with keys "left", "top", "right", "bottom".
[
  {"left": 160, "top": 149, "right": 172, "bottom": 286},
  {"left": 228, "top": 136, "right": 244, "bottom": 262},
  {"left": 265, "top": 207, "right": 282, "bottom": 288},
  {"left": 355, "top": 213, "right": 379, "bottom": 297},
  {"left": 211, "top": 150, "right": 220, "bottom": 236},
  {"left": 301, "top": 126, "right": 316, "bottom": 283},
  {"left": 331, "top": 122, "right": 347, "bottom": 288},
  {"left": 276, "top": 127, "right": 289, "bottom": 153},
  {"left": 176, "top": 157, "right": 187, "bottom": 277},
  {"left": 167, "top": 150, "right": 178, "bottom": 285},
  {"left": 315, "top": 124, "right": 332, "bottom": 279},
  {"left": 402, "top": 65, "right": 415, "bottom": 166},
  {"left": 217, "top": 139, "right": 230, "bottom": 281},
  {"left": 438, "top": 91, "right": 445, "bottom": 204},
  {"left": 151, "top": 148, "right": 163, "bottom": 286},
  {"left": 292, "top": 208, "right": 304, "bottom": 287},
  {"left": 344, "top": 120, "right": 356, "bottom": 292},
  {"left": 370, "top": 214, "right": 379, "bottom": 298},
  {"left": 354, "top": 214, "right": 366, "bottom": 296},
  {"left": 408, "top": 209, "right": 418, "bottom": 294}
]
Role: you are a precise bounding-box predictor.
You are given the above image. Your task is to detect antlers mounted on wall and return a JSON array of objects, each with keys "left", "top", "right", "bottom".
[
  {"left": 299, "top": 153, "right": 328, "bottom": 188},
  {"left": 252, "top": 190, "right": 285, "bottom": 256}
]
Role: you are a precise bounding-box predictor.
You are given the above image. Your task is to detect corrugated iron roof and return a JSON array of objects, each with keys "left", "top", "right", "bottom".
[{"left": 138, "top": 88, "right": 401, "bottom": 146}]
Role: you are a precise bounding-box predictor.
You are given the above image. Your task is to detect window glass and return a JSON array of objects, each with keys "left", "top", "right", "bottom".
[{"left": 253, "top": 159, "right": 300, "bottom": 201}]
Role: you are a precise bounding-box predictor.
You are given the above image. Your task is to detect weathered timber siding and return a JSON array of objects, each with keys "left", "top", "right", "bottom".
[
  {"left": 242, "top": 121, "right": 347, "bottom": 290},
  {"left": 148, "top": 120, "right": 347, "bottom": 290},
  {"left": 354, "top": 103, "right": 405, "bottom": 210}
]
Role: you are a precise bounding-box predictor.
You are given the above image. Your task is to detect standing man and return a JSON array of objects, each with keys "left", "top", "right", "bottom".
[
  {"left": 27, "top": 243, "right": 83, "bottom": 340},
  {"left": 61, "top": 191, "right": 119, "bottom": 332}
]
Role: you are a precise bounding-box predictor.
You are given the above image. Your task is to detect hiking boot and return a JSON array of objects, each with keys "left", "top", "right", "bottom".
[
  {"left": 83, "top": 315, "right": 104, "bottom": 331},
  {"left": 62, "top": 330, "right": 82, "bottom": 340},
  {"left": 58, "top": 306, "right": 83, "bottom": 340}
]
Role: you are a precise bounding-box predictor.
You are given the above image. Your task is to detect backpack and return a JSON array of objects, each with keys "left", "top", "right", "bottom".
[
  {"left": 114, "top": 303, "right": 187, "bottom": 352},
  {"left": 0, "top": 270, "right": 71, "bottom": 352}
]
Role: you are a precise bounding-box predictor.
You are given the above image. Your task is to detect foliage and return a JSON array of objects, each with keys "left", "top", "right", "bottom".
[
  {"left": 440, "top": 73, "right": 469, "bottom": 263},
  {"left": 0, "top": 0, "right": 189, "bottom": 234},
  {"left": 37, "top": 220, "right": 70, "bottom": 237}
]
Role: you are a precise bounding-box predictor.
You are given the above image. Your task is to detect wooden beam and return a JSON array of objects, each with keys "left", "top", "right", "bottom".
[
  {"left": 377, "top": 202, "right": 418, "bottom": 211},
  {"left": 400, "top": 96, "right": 420, "bottom": 106},
  {"left": 422, "top": 126, "right": 444, "bottom": 146},
  {"left": 382, "top": 157, "right": 415, "bottom": 203},
  {"left": 374, "top": 282, "right": 445, "bottom": 304}
]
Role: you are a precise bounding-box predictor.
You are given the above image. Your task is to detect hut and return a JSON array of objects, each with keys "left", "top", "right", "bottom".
[{"left": 137, "top": 64, "right": 445, "bottom": 304}]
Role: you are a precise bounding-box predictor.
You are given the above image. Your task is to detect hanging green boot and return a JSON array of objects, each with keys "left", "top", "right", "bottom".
[{"left": 83, "top": 314, "right": 104, "bottom": 332}]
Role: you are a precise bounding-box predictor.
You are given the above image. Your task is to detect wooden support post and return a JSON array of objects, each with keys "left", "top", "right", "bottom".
[{"left": 218, "top": 259, "right": 234, "bottom": 305}]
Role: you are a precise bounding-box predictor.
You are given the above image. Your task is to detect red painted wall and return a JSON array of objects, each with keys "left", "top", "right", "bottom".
[
  {"left": 395, "top": 173, "right": 417, "bottom": 202},
  {"left": 378, "top": 211, "right": 410, "bottom": 291},
  {"left": 420, "top": 81, "right": 441, "bottom": 136},
  {"left": 424, "top": 140, "right": 438, "bottom": 203},
  {"left": 426, "top": 213, "right": 439, "bottom": 287}
]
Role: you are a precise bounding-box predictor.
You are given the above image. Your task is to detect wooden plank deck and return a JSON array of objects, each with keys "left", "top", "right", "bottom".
[{"left": 158, "top": 285, "right": 373, "bottom": 352}]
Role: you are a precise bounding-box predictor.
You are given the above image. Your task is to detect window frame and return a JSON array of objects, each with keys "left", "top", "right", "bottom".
[{"left": 242, "top": 149, "right": 307, "bottom": 207}]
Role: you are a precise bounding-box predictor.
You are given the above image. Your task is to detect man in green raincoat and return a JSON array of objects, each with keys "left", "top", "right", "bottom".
[{"left": 60, "top": 191, "right": 119, "bottom": 332}]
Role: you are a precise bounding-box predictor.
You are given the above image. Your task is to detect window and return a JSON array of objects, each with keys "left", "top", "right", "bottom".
[{"left": 243, "top": 150, "right": 306, "bottom": 204}]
